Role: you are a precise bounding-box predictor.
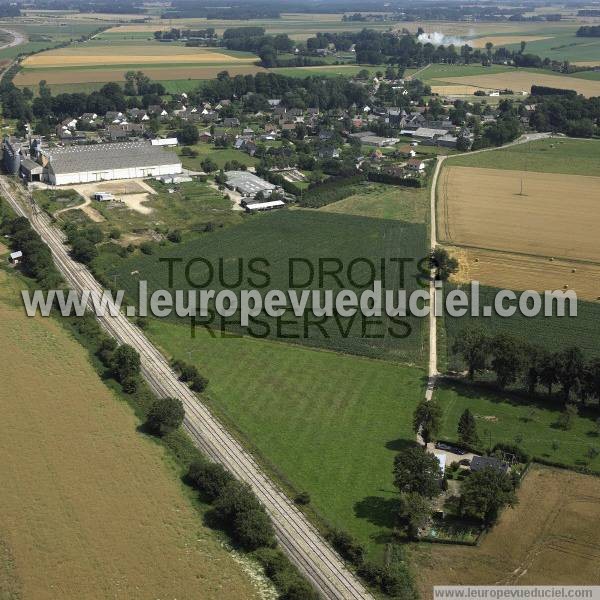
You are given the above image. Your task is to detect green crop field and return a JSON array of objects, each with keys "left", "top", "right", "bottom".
[
  {"left": 502, "top": 32, "right": 600, "bottom": 63},
  {"left": 148, "top": 317, "right": 426, "bottom": 560},
  {"left": 441, "top": 284, "right": 600, "bottom": 368},
  {"left": 107, "top": 210, "right": 429, "bottom": 364},
  {"left": 445, "top": 138, "right": 600, "bottom": 177},
  {"left": 437, "top": 380, "right": 600, "bottom": 472},
  {"left": 320, "top": 182, "right": 429, "bottom": 223}
]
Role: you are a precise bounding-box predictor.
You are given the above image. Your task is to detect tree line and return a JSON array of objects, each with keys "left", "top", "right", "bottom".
[
  {"left": 1, "top": 213, "right": 62, "bottom": 290},
  {"left": 452, "top": 326, "right": 600, "bottom": 413},
  {"left": 530, "top": 92, "right": 600, "bottom": 137}
]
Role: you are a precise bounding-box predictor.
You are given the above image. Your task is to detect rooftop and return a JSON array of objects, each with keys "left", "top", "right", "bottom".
[{"left": 42, "top": 141, "right": 180, "bottom": 175}]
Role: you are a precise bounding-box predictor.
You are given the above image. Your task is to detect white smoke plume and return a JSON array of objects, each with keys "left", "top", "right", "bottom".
[{"left": 417, "top": 31, "right": 472, "bottom": 48}]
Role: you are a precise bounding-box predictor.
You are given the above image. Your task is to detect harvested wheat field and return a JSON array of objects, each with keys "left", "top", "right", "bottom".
[
  {"left": 469, "top": 35, "right": 551, "bottom": 48},
  {"left": 14, "top": 64, "right": 265, "bottom": 86},
  {"left": 438, "top": 70, "right": 600, "bottom": 97},
  {"left": 412, "top": 465, "right": 600, "bottom": 598},
  {"left": 438, "top": 166, "right": 600, "bottom": 262},
  {"left": 431, "top": 84, "right": 482, "bottom": 95},
  {"left": 23, "top": 46, "right": 255, "bottom": 68},
  {"left": 0, "top": 270, "right": 262, "bottom": 600},
  {"left": 448, "top": 246, "right": 600, "bottom": 301}
]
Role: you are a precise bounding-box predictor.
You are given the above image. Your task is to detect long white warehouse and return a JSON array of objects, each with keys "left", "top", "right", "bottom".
[{"left": 41, "top": 141, "right": 182, "bottom": 185}]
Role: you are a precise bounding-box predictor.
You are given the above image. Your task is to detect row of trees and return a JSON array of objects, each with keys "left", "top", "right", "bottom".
[
  {"left": 529, "top": 93, "right": 600, "bottom": 137},
  {"left": 452, "top": 326, "right": 600, "bottom": 408},
  {"left": 1, "top": 215, "right": 62, "bottom": 290}
]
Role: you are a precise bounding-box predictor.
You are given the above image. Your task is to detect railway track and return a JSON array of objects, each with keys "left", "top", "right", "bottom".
[{"left": 0, "top": 178, "right": 374, "bottom": 600}]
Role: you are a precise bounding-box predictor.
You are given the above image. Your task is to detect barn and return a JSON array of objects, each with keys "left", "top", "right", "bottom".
[{"left": 41, "top": 141, "right": 182, "bottom": 186}]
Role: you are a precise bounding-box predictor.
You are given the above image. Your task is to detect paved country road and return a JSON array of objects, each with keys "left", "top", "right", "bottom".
[{"left": 0, "top": 177, "right": 374, "bottom": 600}]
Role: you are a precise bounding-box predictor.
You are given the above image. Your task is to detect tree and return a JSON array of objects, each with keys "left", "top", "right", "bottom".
[
  {"left": 456, "top": 134, "right": 471, "bottom": 151},
  {"left": 412, "top": 398, "right": 442, "bottom": 444},
  {"left": 457, "top": 409, "right": 479, "bottom": 447},
  {"left": 490, "top": 333, "right": 525, "bottom": 389},
  {"left": 187, "top": 460, "right": 234, "bottom": 501},
  {"left": 393, "top": 445, "right": 441, "bottom": 499},
  {"left": 71, "top": 236, "right": 97, "bottom": 263},
  {"left": 282, "top": 581, "right": 320, "bottom": 600},
  {"left": 145, "top": 397, "right": 185, "bottom": 436},
  {"left": 430, "top": 246, "right": 458, "bottom": 281},
  {"left": 452, "top": 326, "right": 489, "bottom": 380},
  {"left": 200, "top": 157, "right": 218, "bottom": 173},
  {"left": 111, "top": 344, "right": 140, "bottom": 383},
  {"left": 556, "top": 347, "right": 584, "bottom": 402},
  {"left": 398, "top": 492, "right": 432, "bottom": 539},
  {"left": 460, "top": 467, "right": 516, "bottom": 525},
  {"left": 539, "top": 352, "right": 559, "bottom": 395},
  {"left": 556, "top": 403, "right": 578, "bottom": 431},
  {"left": 178, "top": 122, "right": 199, "bottom": 145},
  {"left": 232, "top": 508, "right": 276, "bottom": 550}
]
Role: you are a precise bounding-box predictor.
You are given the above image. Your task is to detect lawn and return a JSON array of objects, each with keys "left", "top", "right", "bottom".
[
  {"left": 320, "top": 182, "right": 429, "bottom": 223},
  {"left": 108, "top": 209, "right": 429, "bottom": 364},
  {"left": 177, "top": 143, "right": 259, "bottom": 170},
  {"left": 0, "top": 268, "right": 260, "bottom": 599},
  {"left": 436, "top": 380, "right": 600, "bottom": 472},
  {"left": 445, "top": 137, "right": 600, "bottom": 177},
  {"left": 148, "top": 317, "right": 426, "bottom": 560}
]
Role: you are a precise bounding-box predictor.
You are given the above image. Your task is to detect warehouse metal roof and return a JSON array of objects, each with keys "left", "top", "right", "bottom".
[
  {"left": 225, "top": 170, "right": 276, "bottom": 195},
  {"left": 43, "top": 141, "right": 180, "bottom": 175}
]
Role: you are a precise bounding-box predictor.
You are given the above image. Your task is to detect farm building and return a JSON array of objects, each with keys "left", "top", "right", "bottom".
[
  {"left": 224, "top": 171, "right": 278, "bottom": 198},
  {"left": 9, "top": 251, "right": 23, "bottom": 264},
  {"left": 40, "top": 141, "right": 182, "bottom": 186},
  {"left": 243, "top": 199, "right": 286, "bottom": 212}
]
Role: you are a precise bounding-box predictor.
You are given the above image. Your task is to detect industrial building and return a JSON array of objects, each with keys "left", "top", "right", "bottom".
[
  {"left": 40, "top": 141, "right": 182, "bottom": 185},
  {"left": 224, "top": 170, "right": 277, "bottom": 198}
]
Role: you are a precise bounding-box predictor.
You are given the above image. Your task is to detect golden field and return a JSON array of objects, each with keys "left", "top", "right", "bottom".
[
  {"left": 14, "top": 64, "right": 265, "bottom": 85},
  {"left": 413, "top": 465, "right": 600, "bottom": 598},
  {"left": 437, "top": 166, "right": 600, "bottom": 263},
  {"left": 437, "top": 70, "right": 600, "bottom": 96},
  {"left": 448, "top": 246, "right": 600, "bottom": 301},
  {"left": 469, "top": 35, "right": 551, "bottom": 48},
  {"left": 23, "top": 45, "right": 255, "bottom": 67},
  {"left": 0, "top": 270, "right": 261, "bottom": 600}
]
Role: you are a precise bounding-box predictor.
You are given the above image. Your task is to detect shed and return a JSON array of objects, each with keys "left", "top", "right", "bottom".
[{"left": 9, "top": 250, "right": 23, "bottom": 264}]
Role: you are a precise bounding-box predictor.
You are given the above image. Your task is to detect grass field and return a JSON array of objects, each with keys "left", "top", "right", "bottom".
[
  {"left": 0, "top": 269, "right": 260, "bottom": 599},
  {"left": 148, "top": 318, "right": 426, "bottom": 560},
  {"left": 437, "top": 380, "right": 600, "bottom": 471},
  {"left": 177, "top": 144, "right": 259, "bottom": 170},
  {"left": 437, "top": 165, "right": 600, "bottom": 263},
  {"left": 412, "top": 465, "right": 600, "bottom": 597},
  {"left": 320, "top": 182, "right": 429, "bottom": 223},
  {"left": 108, "top": 210, "right": 429, "bottom": 364},
  {"left": 446, "top": 138, "right": 600, "bottom": 177}
]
